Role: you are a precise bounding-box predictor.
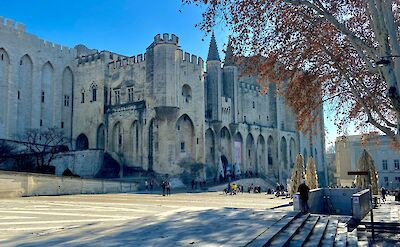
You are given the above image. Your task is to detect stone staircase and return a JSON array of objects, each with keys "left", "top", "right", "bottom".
[{"left": 247, "top": 212, "right": 357, "bottom": 247}]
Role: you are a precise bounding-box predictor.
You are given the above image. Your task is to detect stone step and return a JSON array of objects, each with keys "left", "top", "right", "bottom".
[
  {"left": 346, "top": 228, "right": 358, "bottom": 247},
  {"left": 320, "top": 218, "right": 338, "bottom": 247},
  {"left": 303, "top": 216, "right": 329, "bottom": 247},
  {"left": 288, "top": 215, "right": 320, "bottom": 247},
  {"left": 269, "top": 213, "right": 310, "bottom": 247},
  {"left": 247, "top": 211, "right": 300, "bottom": 247},
  {"left": 356, "top": 229, "right": 369, "bottom": 247},
  {"left": 334, "top": 222, "right": 347, "bottom": 247}
]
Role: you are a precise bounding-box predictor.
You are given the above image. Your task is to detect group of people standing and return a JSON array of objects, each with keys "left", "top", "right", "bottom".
[
  {"left": 275, "top": 183, "right": 286, "bottom": 197},
  {"left": 191, "top": 179, "right": 207, "bottom": 190},
  {"left": 144, "top": 179, "right": 155, "bottom": 191},
  {"left": 144, "top": 178, "right": 171, "bottom": 196},
  {"left": 161, "top": 180, "right": 171, "bottom": 196},
  {"left": 224, "top": 182, "right": 246, "bottom": 195}
]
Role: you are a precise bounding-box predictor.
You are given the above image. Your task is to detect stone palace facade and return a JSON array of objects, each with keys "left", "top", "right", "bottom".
[{"left": 0, "top": 18, "right": 327, "bottom": 184}]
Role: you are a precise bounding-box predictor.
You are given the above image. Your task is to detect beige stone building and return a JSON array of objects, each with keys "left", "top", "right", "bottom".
[
  {"left": 0, "top": 18, "right": 327, "bottom": 184},
  {"left": 336, "top": 135, "right": 400, "bottom": 189}
]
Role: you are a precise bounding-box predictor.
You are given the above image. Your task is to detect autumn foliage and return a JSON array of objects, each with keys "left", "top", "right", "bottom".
[
  {"left": 184, "top": 0, "right": 400, "bottom": 142},
  {"left": 289, "top": 154, "right": 305, "bottom": 196},
  {"left": 305, "top": 156, "right": 318, "bottom": 190}
]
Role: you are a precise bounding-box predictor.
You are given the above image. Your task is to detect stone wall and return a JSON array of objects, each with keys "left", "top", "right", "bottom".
[
  {"left": 293, "top": 188, "right": 360, "bottom": 215},
  {"left": 352, "top": 189, "right": 371, "bottom": 221},
  {"left": 0, "top": 17, "right": 76, "bottom": 141},
  {"left": 52, "top": 150, "right": 104, "bottom": 177},
  {"left": 0, "top": 170, "right": 138, "bottom": 198}
]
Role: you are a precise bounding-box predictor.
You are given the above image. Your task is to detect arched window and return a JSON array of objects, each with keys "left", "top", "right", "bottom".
[
  {"left": 91, "top": 84, "right": 97, "bottom": 102},
  {"left": 182, "top": 84, "right": 192, "bottom": 103},
  {"left": 76, "top": 134, "right": 89, "bottom": 150}
]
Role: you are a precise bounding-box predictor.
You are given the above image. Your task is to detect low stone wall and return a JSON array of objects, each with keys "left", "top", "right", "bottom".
[
  {"left": 52, "top": 150, "right": 104, "bottom": 177},
  {"left": 0, "top": 170, "right": 138, "bottom": 198},
  {"left": 293, "top": 188, "right": 324, "bottom": 213},
  {"left": 293, "top": 188, "right": 360, "bottom": 215},
  {"left": 352, "top": 189, "right": 371, "bottom": 221}
]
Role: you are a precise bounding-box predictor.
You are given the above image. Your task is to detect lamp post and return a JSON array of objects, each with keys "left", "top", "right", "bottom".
[
  {"left": 376, "top": 55, "right": 400, "bottom": 67},
  {"left": 376, "top": 55, "right": 400, "bottom": 126}
]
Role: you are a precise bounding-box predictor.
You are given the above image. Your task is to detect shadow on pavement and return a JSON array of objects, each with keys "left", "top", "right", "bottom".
[{"left": 2, "top": 208, "right": 288, "bottom": 247}]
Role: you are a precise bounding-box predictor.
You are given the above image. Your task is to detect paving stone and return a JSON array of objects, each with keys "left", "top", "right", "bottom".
[{"left": 0, "top": 192, "right": 292, "bottom": 246}]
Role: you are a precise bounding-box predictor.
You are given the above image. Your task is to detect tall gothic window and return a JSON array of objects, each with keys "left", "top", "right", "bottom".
[
  {"left": 64, "top": 95, "right": 70, "bottom": 107},
  {"left": 114, "top": 89, "right": 120, "bottom": 104},
  {"left": 128, "top": 87, "right": 134, "bottom": 102},
  {"left": 91, "top": 84, "right": 97, "bottom": 102}
]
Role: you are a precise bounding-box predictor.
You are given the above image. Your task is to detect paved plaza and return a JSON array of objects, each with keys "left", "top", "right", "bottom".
[{"left": 0, "top": 192, "right": 292, "bottom": 246}]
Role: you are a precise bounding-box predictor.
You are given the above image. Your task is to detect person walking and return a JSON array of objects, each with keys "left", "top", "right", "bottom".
[
  {"left": 161, "top": 180, "right": 166, "bottom": 196},
  {"left": 298, "top": 179, "right": 310, "bottom": 214},
  {"left": 145, "top": 180, "right": 149, "bottom": 191},
  {"left": 381, "top": 187, "right": 387, "bottom": 202},
  {"left": 166, "top": 181, "right": 171, "bottom": 196},
  {"left": 150, "top": 179, "right": 154, "bottom": 191},
  {"left": 275, "top": 183, "right": 280, "bottom": 197}
]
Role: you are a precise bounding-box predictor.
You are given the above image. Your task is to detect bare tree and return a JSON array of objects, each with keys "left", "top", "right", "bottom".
[
  {"left": 19, "top": 127, "right": 69, "bottom": 168},
  {"left": 0, "top": 140, "right": 16, "bottom": 163}
]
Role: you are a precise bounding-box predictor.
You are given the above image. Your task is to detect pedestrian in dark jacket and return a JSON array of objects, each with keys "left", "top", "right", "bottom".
[
  {"left": 298, "top": 180, "right": 310, "bottom": 214},
  {"left": 161, "top": 181, "right": 166, "bottom": 196}
]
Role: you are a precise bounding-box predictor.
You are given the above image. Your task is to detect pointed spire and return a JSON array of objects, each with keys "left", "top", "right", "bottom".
[
  {"left": 224, "top": 36, "right": 235, "bottom": 66},
  {"left": 207, "top": 32, "right": 220, "bottom": 61}
]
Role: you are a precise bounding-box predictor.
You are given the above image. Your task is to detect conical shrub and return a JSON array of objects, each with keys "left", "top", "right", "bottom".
[
  {"left": 306, "top": 156, "right": 318, "bottom": 189},
  {"left": 289, "top": 154, "right": 305, "bottom": 196}
]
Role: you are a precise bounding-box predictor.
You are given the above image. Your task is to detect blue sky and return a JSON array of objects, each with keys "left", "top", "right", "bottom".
[
  {"left": 1, "top": 0, "right": 345, "bottom": 148},
  {"left": 1, "top": 0, "right": 229, "bottom": 58}
]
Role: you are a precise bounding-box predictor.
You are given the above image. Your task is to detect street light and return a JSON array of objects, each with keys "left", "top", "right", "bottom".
[{"left": 376, "top": 55, "right": 400, "bottom": 110}]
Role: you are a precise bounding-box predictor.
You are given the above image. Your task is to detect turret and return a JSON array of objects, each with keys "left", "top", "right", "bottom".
[
  {"left": 205, "top": 32, "right": 222, "bottom": 121},
  {"left": 207, "top": 32, "right": 220, "bottom": 62},
  {"left": 224, "top": 37, "right": 235, "bottom": 67},
  {"left": 222, "top": 36, "right": 238, "bottom": 122},
  {"left": 147, "top": 33, "right": 180, "bottom": 107}
]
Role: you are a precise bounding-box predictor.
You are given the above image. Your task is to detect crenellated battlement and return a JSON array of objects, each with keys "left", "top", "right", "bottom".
[
  {"left": 0, "top": 16, "right": 74, "bottom": 54},
  {"left": 153, "top": 33, "right": 179, "bottom": 45},
  {"left": 38, "top": 39, "right": 74, "bottom": 54},
  {"left": 240, "top": 82, "right": 260, "bottom": 92},
  {"left": 176, "top": 49, "right": 204, "bottom": 68},
  {"left": 77, "top": 51, "right": 106, "bottom": 66},
  {"left": 107, "top": 53, "right": 146, "bottom": 72},
  {"left": 0, "top": 16, "right": 25, "bottom": 33}
]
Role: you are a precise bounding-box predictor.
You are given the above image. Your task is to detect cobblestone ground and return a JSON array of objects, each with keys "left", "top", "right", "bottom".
[{"left": 0, "top": 192, "right": 292, "bottom": 247}]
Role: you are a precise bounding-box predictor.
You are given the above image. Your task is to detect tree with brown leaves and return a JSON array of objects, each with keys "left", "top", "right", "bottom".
[{"left": 184, "top": 0, "right": 400, "bottom": 145}]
